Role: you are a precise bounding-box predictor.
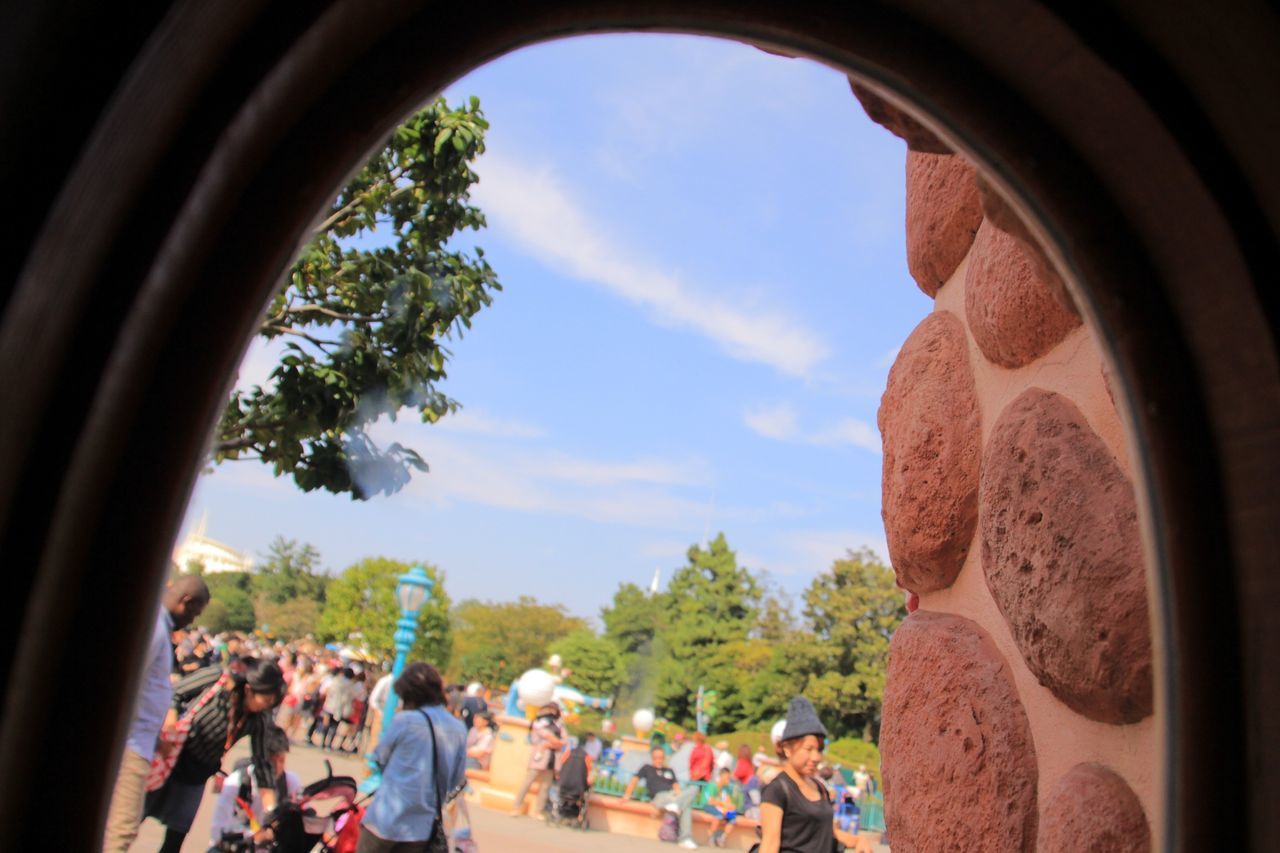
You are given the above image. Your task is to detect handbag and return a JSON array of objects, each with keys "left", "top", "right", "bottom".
[
  {"left": 145, "top": 672, "right": 229, "bottom": 792},
  {"left": 418, "top": 709, "right": 451, "bottom": 853}
]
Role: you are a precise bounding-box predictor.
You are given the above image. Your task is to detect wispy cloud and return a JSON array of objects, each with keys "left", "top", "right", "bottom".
[
  {"left": 472, "top": 154, "right": 830, "bottom": 377},
  {"left": 363, "top": 417, "right": 711, "bottom": 529},
  {"left": 770, "top": 529, "right": 891, "bottom": 576},
  {"left": 436, "top": 408, "right": 545, "bottom": 439},
  {"left": 743, "top": 402, "right": 881, "bottom": 454},
  {"left": 743, "top": 403, "right": 799, "bottom": 441}
]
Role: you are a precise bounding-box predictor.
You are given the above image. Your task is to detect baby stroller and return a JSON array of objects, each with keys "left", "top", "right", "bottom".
[
  {"left": 211, "top": 760, "right": 363, "bottom": 853},
  {"left": 549, "top": 746, "right": 591, "bottom": 830}
]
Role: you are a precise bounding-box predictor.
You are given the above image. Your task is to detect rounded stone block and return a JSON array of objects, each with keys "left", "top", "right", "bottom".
[
  {"left": 906, "top": 152, "right": 983, "bottom": 297},
  {"left": 1039, "top": 764, "right": 1150, "bottom": 852},
  {"left": 881, "top": 611, "right": 1038, "bottom": 852},
  {"left": 878, "top": 311, "right": 981, "bottom": 593},
  {"left": 965, "top": 219, "right": 1082, "bottom": 367},
  {"left": 848, "top": 79, "right": 952, "bottom": 154},
  {"left": 981, "top": 388, "right": 1153, "bottom": 723},
  {"left": 974, "top": 172, "right": 1078, "bottom": 315}
]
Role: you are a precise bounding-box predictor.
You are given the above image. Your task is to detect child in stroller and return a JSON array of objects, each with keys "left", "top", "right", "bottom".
[
  {"left": 549, "top": 742, "right": 593, "bottom": 830},
  {"left": 210, "top": 758, "right": 362, "bottom": 853}
]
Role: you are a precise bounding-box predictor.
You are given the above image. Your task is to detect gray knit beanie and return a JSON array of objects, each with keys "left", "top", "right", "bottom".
[{"left": 779, "top": 696, "right": 828, "bottom": 742}]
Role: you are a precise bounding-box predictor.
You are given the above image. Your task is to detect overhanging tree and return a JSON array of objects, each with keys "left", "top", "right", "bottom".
[{"left": 215, "top": 97, "right": 501, "bottom": 498}]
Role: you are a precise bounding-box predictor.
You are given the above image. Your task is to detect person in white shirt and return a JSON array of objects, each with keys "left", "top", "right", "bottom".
[
  {"left": 714, "top": 740, "right": 734, "bottom": 774},
  {"left": 366, "top": 671, "right": 393, "bottom": 751},
  {"left": 101, "top": 576, "right": 209, "bottom": 853},
  {"left": 208, "top": 726, "right": 301, "bottom": 848}
]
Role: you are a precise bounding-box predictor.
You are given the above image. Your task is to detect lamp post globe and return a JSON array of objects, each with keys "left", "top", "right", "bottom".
[{"left": 381, "top": 565, "right": 434, "bottom": 728}]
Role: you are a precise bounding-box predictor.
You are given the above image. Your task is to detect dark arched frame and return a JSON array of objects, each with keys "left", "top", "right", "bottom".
[{"left": 1, "top": 1, "right": 1276, "bottom": 849}]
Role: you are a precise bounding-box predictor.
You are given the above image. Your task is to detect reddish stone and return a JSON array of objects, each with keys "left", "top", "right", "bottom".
[
  {"left": 878, "top": 311, "right": 981, "bottom": 593},
  {"left": 1039, "top": 764, "right": 1151, "bottom": 852},
  {"left": 848, "top": 79, "right": 952, "bottom": 153},
  {"left": 906, "top": 152, "right": 983, "bottom": 297},
  {"left": 981, "top": 388, "right": 1153, "bottom": 723},
  {"left": 975, "top": 173, "right": 1079, "bottom": 316},
  {"left": 881, "top": 611, "right": 1038, "bottom": 852},
  {"left": 965, "top": 220, "right": 1082, "bottom": 367}
]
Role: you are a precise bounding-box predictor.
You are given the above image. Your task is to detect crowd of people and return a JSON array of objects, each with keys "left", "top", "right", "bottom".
[
  {"left": 103, "top": 576, "right": 876, "bottom": 853},
  {"left": 103, "top": 576, "right": 498, "bottom": 852},
  {"left": 601, "top": 718, "right": 878, "bottom": 851}
]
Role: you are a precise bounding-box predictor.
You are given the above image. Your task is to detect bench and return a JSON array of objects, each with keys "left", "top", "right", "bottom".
[{"left": 585, "top": 792, "right": 760, "bottom": 850}]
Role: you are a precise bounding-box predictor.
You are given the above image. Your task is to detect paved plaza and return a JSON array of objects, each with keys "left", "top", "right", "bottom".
[
  {"left": 133, "top": 740, "right": 889, "bottom": 852},
  {"left": 133, "top": 741, "right": 686, "bottom": 852}
]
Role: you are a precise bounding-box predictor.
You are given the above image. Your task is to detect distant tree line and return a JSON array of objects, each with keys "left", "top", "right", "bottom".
[{"left": 184, "top": 531, "right": 903, "bottom": 742}]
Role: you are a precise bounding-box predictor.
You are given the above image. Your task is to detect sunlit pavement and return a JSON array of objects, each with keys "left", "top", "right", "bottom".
[{"left": 132, "top": 739, "right": 889, "bottom": 851}]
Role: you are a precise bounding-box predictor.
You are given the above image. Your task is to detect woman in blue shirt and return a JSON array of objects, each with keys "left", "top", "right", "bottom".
[{"left": 358, "top": 662, "right": 467, "bottom": 853}]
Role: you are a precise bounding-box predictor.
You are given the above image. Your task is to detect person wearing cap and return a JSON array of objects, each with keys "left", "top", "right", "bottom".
[
  {"left": 510, "top": 702, "right": 566, "bottom": 818},
  {"left": 758, "top": 696, "right": 861, "bottom": 853},
  {"left": 142, "top": 657, "right": 286, "bottom": 853}
]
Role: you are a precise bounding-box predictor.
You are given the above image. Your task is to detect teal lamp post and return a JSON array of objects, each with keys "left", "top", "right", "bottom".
[
  {"left": 382, "top": 565, "right": 434, "bottom": 727},
  {"left": 362, "top": 565, "right": 432, "bottom": 793}
]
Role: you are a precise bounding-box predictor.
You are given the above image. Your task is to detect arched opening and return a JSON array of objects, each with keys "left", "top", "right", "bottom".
[{"left": 2, "top": 3, "right": 1275, "bottom": 850}]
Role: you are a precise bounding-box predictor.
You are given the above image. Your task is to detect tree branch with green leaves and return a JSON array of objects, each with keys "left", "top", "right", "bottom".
[{"left": 214, "top": 97, "right": 501, "bottom": 498}]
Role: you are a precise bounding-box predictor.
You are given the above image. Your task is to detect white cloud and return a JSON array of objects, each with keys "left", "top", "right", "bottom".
[
  {"left": 808, "top": 418, "right": 881, "bottom": 453},
  {"left": 436, "top": 408, "right": 545, "bottom": 439},
  {"left": 472, "top": 154, "right": 830, "bottom": 377},
  {"left": 365, "top": 417, "right": 711, "bottom": 529},
  {"left": 743, "top": 402, "right": 801, "bottom": 441},
  {"left": 743, "top": 403, "right": 881, "bottom": 454},
  {"left": 771, "top": 529, "right": 891, "bottom": 576}
]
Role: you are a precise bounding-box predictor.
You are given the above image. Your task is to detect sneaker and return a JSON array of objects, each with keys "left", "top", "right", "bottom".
[{"left": 678, "top": 840, "right": 698, "bottom": 850}]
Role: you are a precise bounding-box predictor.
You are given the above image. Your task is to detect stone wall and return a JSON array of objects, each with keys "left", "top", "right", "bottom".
[{"left": 853, "top": 83, "right": 1158, "bottom": 851}]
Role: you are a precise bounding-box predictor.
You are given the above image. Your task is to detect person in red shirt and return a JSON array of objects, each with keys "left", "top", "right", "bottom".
[
  {"left": 733, "top": 743, "right": 755, "bottom": 785},
  {"left": 689, "top": 730, "right": 715, "bottom": 782}
]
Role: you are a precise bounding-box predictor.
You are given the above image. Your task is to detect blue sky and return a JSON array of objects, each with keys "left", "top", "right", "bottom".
[{"left": 182, "top": 34, "right": 930, "bottom": 621}]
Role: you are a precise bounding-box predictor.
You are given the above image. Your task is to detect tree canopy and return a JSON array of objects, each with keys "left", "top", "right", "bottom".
[
  {"left": 549, "top": 630, "right": 627, "bottom": 699},
  {"left": 792, "top": 548, "right": 905, "bottom": 739},
  {"left": 317, "top": 557, "right": 452, "bottom": 667},
  {"left": 214, "top": 97, "right": 501, "bottom": 499},
  {"left": 451, "top": 596, "right": 586, "bottom": 688},
  {"left": 597, "top": 537, "right": 904, "bottom": 742},
  {"left": 655, "top": 533, "right": 761, "bottom": 728},
  {"left": 253, "top": 537, "right": 330, "bottom": 606}
]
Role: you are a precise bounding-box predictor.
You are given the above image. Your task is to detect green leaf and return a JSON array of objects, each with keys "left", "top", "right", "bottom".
[{"left": 434, "top": 127, "right": 453, "bottom": 155}]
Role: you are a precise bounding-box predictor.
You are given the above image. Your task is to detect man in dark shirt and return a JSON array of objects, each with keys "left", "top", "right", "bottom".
[
  {"left": 624, "top": 747, "right": 699, "bottom": 849},
  {"left": 459, "top": 683, "right": 487, "bottom": 730}
]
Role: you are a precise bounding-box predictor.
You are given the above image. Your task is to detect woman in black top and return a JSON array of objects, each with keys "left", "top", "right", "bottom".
[
  {"left": 143, "top": 657, "right": 284, "bottom": 853},
  {"left": 759, "top": 697, "right": 861, "bottom": 853}
]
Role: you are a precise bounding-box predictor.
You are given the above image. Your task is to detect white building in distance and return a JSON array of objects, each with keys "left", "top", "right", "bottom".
[{"left": 172, "top": 512, "right": 253, "bottom": 574}]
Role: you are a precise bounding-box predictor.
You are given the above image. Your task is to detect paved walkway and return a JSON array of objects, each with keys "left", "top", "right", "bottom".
[
  {"left": 132, "top": 740, "right": 684, "bottom": 851},
  {"left": 133, "top": 740, "right": 890, "bottom": 851}
]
